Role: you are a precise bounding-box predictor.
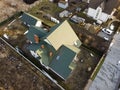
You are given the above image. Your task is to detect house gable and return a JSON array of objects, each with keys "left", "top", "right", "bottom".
[{"left": 46, "top": 20, "right": 81, "bottom": 50}]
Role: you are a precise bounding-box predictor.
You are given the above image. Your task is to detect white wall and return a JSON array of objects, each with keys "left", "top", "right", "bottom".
[
  {"left": 87, "top": 7, "right": 109, "bottom": 23},
  {"left": 58, "top": 2, "right": 68, "bottom": 9}
]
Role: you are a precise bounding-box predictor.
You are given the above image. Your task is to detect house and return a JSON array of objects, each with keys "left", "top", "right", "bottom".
[
  {"left": 59, "top": 10, "right": 72, "bottom": 18},
  {"left": 87, "top": 0, "right": 120, "bottom": 23},
  {"left": 70, "top": 15, "right": 85, "bottom": 24},
  {"left": 25, "top": 26, "right": 55, "bottom": 66},
  {"left": 22, "top": 14, "right": 82, "bottom": 79},
  {"left": 21, "top": 12, "right": 42, "bottom": 27},
  {"left": 58, "top": 0, "right": 68, "bottom": 9}
]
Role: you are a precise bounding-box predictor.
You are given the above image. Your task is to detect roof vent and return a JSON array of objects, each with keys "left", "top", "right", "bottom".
[
  {"left": 74, "top": 40, "right": 81, "bottom": 48},
  {"left": 56, "top": 56, "right": 60, "bottom": 60},
  {"left": 74, "top": 41, "right": 78, "bottom": 46}
]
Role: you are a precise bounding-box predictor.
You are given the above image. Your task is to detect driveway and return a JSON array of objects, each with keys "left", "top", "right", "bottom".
[{"left": 97, "top": 31, "right": 112, "bottom": 41}]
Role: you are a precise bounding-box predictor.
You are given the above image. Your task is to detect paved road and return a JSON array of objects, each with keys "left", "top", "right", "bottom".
[{"left": 89, "top": 32, "right": 120, "bottom": 90}]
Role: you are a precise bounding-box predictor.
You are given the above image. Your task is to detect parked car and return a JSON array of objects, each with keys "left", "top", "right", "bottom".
[
  {"left": 109, "top": 24, "right": 114, "bottom": 30},
  {"left": 103, "top": 37, "right": 109, "bottom": 41},
  {"left": 102, "top": 28, "right": 113, "bottom": 35}
]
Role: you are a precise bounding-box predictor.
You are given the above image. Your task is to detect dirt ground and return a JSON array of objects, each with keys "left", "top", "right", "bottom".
[
  {"left": 0, "top": 0, "right": 40, "bottom": 22},
  {"left": 69, "top": 22, "right": 110, "bottom": 53},
  {"left": 0, "top": 39, "right": 60, "bottom": 90},
  {"left": 65, "top": 46, "right": 100, "bottom": 90}
]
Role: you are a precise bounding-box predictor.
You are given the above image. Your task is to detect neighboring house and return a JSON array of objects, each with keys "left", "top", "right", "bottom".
[
  {"left": 58, "top": 0, "right": 68, "bottom": 9},
  {"left": 21, "top": 12, "right": 42, "bottom": 27},
  {"left": 21, "top": 13, "right": 82, "bottom": 80},
  {"left": 70, "top": 15, "right": 85, "bottom": 24},
  {"left": 59, "top": 10, "right": 72, "bottom": 18},
  {"left": 87, "top": 0, "right": 120, "bottom": 24}
]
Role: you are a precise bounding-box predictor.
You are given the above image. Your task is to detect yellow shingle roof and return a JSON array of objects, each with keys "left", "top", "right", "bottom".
[{"left": 47, "top": 20, "right": 81, "bottom": 50}]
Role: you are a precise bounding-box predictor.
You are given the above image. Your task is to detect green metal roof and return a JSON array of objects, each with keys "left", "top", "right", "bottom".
[
  {"left": 26, "top": 26, "right": 47, "bottom": 43},
  {"left": 25, "top": 19, "right": 81, "bottom": 79},
  {"left": 21, "top": 12, "right": 39, "bottom": 26},
  {"left": 27, "top": 41, "right": 56, "bottom": 66},
  {"left": 27, "top": 41, "right": 45, "bottom": 51},
  {"left": 49, "top": 45, "right": 79, "bottom": 79}
]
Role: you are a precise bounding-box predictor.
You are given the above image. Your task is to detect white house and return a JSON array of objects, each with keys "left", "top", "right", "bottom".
[
  {"left": 87, "top": 0, "right": 119, "bottom": 24},
  {"left": 58, "top": 0, "right": 68, "bottom": 9},
  {"left": 59, "top": 10, "right": 72, "bottom": 18},
  {"left": 87, "top": 7, "right": 109, "bottom": 23}
]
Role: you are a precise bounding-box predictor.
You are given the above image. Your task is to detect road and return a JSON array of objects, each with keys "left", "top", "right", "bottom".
[{"left": 89, "top": 32, "right": 120, "bottom": 90}]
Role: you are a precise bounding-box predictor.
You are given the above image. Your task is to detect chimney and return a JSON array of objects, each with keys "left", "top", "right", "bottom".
[{"left": 34, "top": 34, "right": 40, "bottom": 43}]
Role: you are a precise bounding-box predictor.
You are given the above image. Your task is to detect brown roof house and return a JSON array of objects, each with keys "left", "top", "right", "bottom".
[{"left": 87, "top": 0, "right": 120, "bottom": 24}]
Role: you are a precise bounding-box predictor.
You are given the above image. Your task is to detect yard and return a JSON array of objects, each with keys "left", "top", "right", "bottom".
[
  {"left": 0, "top": 38, "right": 60, "bottom": 90},
  {"left": 1, "top": 10, "right": 104, "bottom": 89},
  {"left": 0, "top": 0, "right": 40, "bottom": 23},
  {"left": 0, "top": 0, "right": 119, "bottom": 90},
  {"left": 64, "top": 46, "right": 101, "bottom": 90},
  {"left": 28, "top": 0, "right": 63, "bottom": 26},
  {"left": 0, "top": 12, "right": 103, "bottom": 90},
  {"left": 69, "top": 21, "right": 110, "bottom": 54},
  {"left": 0, "top": 16, "right": 28, "bottom": 48}
]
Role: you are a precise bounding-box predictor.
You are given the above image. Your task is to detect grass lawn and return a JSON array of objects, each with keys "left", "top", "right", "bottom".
[{"left": 28, "top": 0, "right": 63, "bottom": 27}]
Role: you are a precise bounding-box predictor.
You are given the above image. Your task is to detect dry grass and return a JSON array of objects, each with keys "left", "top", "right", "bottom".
[
  {"left": 0, "top": 0, "right": 40, "bottom": 22},
  {"left": 65, "top": 46, "right": 100, "bottom": 90},
  {"left": 0, "top": 39, "right": 60, "bottom": 90}
]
